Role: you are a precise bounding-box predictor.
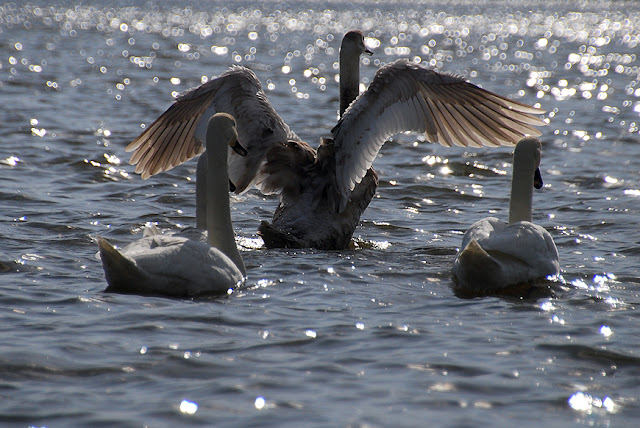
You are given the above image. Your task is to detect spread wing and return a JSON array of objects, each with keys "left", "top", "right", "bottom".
[
  {"left": 331, "top": 59, "right": 546, "bottom": 204},
  {"left": 126, "top": 65, "right": 300, "bottom": 193}
]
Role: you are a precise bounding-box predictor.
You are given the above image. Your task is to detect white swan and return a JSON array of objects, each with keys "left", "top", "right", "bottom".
[
  {"left": 98, "top": 113, "right": 247, "bottom": 297},
  {"left": 452, "top": 137, "right": 559, "bottom": 293},
  {"left": 125, "top": 30, "right": 546, "bottom": 250}
]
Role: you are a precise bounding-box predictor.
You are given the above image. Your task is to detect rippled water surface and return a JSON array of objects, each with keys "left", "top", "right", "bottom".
[{"left": 2, "top": 0, "right": 640, "bottom": 426}]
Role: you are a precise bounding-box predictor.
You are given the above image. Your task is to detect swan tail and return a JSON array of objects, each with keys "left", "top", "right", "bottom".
[
  {"left": 143, "top": 222, "right": 160, "bottom": 238},
  {"left": 98, "top": 238, "right": 146, "bottom": 293},
  {"left": 452, "top": 239, "right": 502, "bottom": 291},
  {"left": 257, "top": 221, "right": 306, "bottom": 249}
]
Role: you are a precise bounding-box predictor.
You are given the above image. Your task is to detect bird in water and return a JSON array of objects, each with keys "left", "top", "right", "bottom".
[
  {"left": 98, "top": 113, "right": 247, "bottom": 297},
  {"left": 125, "top": 30, "right": 546, "bottom": 250},
  {"left": 452, "top": 137, "right": 559, "bottom": 294}
]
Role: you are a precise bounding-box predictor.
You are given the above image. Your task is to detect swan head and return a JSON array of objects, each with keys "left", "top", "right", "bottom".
[
  {"left": 342, "top": 30, "right": 373, "bottom": 56},
  {"left": 207, "top": 113, "right": 247, "bottom": 156},
  {"left": 514, "top": 137, "right": 543, "bottom": 189}
]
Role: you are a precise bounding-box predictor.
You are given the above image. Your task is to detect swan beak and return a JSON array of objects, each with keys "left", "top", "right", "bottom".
[
  {"left": 364, "top": 47, "right": 373, "bottom": 56},
  {"left": 230, "top": 139, "right": 248, "bottom": 156},
  {"left": 226, "top": 124, "right": 247, "bottom": 156},
  {"left": 534, "top": 167, "right": 543, "bottom": 189}
]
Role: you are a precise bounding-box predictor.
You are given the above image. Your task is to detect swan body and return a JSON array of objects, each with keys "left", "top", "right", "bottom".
[
  {"left": 126, "top": 31, "right": 546, "bottom": 250},
  {"left": 98, "top": 234, "right": 242, "bottom": 298},
  {"left": 452, "top": 137, "right": 559, "bottom": 292},
  {"left": 99, "top": 114, "right": 246, "bottom": 297}
]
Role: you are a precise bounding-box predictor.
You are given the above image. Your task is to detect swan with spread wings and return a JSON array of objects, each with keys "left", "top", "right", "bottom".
[{"left": 126, "top": 31, "right": 546, "bottom": 250}]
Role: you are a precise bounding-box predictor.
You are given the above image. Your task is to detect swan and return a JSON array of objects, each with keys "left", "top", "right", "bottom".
[
  {"left": 125, "top": 30, "right": 546, "bottom": 250},
  {"left": 452, "top": 137, "right": 559, "bottom": 293},
  {"left": 98, "top": 113, "right": 247, "bottom": 297}
]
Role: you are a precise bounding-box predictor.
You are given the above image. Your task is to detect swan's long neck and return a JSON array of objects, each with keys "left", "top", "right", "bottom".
[
  {"left": 508, "top": 149, "right": 536, "bottom": 225},
  {"left": 206, "top": 134, "right": 246, "bottom": 276},
  {"left": 195, "top": 154, "right": 207, "bottom": 229},
  {"left": 339, "top": 44, "right": 361, "bottom": 117}
]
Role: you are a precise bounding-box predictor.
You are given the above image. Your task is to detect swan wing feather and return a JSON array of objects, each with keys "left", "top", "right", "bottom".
[
  {"left": 331, "top": 59, "right": 546, "bottom": 201},
  {"left": 126, "top": 66, "right": 299, "bottom": 193},
  {"left": 253, "top": 140, "right": 317, "bottom": 196}
]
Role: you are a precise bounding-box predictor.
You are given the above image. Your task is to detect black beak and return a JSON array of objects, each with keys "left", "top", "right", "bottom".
[
  {"left": 364, "top": 47, "right": 373, "bottom": 56},
  {"left": 534, "top": 168, "right": 543, "bottom": 189},
  {"left": 229, "top": 180, "right": 236, "bottom": 192},
  {"left": 231, "top": 140, "right": 248, "bottom": 156}
]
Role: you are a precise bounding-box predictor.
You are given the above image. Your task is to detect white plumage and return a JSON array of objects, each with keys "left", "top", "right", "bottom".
[
  {"left": 452, "top": 137, "right": 559, "bottom": 293},
  {"left": 98, "top": 114, "right": 246, "bottom": 297}
]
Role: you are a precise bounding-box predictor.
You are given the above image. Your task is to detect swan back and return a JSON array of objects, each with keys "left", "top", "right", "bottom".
[{"left": 98, "top": 237, "right": 243, "bottom": 297}]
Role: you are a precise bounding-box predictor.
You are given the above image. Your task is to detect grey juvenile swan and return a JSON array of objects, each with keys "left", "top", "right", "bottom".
[
  {"left": 98, "top": 113, "right": 246, "bottom": 297},
  {"left": 126, "top": 31, "right": 546, "bottom": 250},
  {"left": 452, "top": 137, "right": 559, "bottom": 293}
]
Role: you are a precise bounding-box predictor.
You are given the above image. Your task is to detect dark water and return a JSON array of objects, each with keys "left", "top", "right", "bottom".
[{"left": 1, "top": 1, "right": 640, "bottom": 426}]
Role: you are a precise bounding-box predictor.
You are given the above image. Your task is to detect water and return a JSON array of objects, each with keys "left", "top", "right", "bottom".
[{"left": 1, "top": 0, "right": 640, "bottom": 426}]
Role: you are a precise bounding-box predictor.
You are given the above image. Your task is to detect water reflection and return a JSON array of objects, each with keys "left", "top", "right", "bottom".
[
  {"left": 254, "top": 396, "right": 266, "bottom": 410},
  {"left": 568, "top": 391, "right": 615, "bottom": 414},
  {"left": 2, "top": 2, "right": 640, "bottom": 426},
  {"left": 179, "top": 399, "right": 198, "bottom": 414},
  {"left": 4, "top": 4, "right": 639, "bottom": 141}
]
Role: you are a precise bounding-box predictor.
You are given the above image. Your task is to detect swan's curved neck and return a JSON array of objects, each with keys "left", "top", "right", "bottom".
[
  {"left": 206, "top": 136, "right": 246, "bottom": 275},
  {"left": 508, "top": 153, "right": 535, "bottom": 224},
  {"left": 339, "top": 43, "right": 361, "bottom": 116}
]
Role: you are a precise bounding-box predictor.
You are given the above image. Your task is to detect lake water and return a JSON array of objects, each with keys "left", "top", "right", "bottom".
[{"left": 1, "top": 0, "right": 640, "bottom": 426}]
